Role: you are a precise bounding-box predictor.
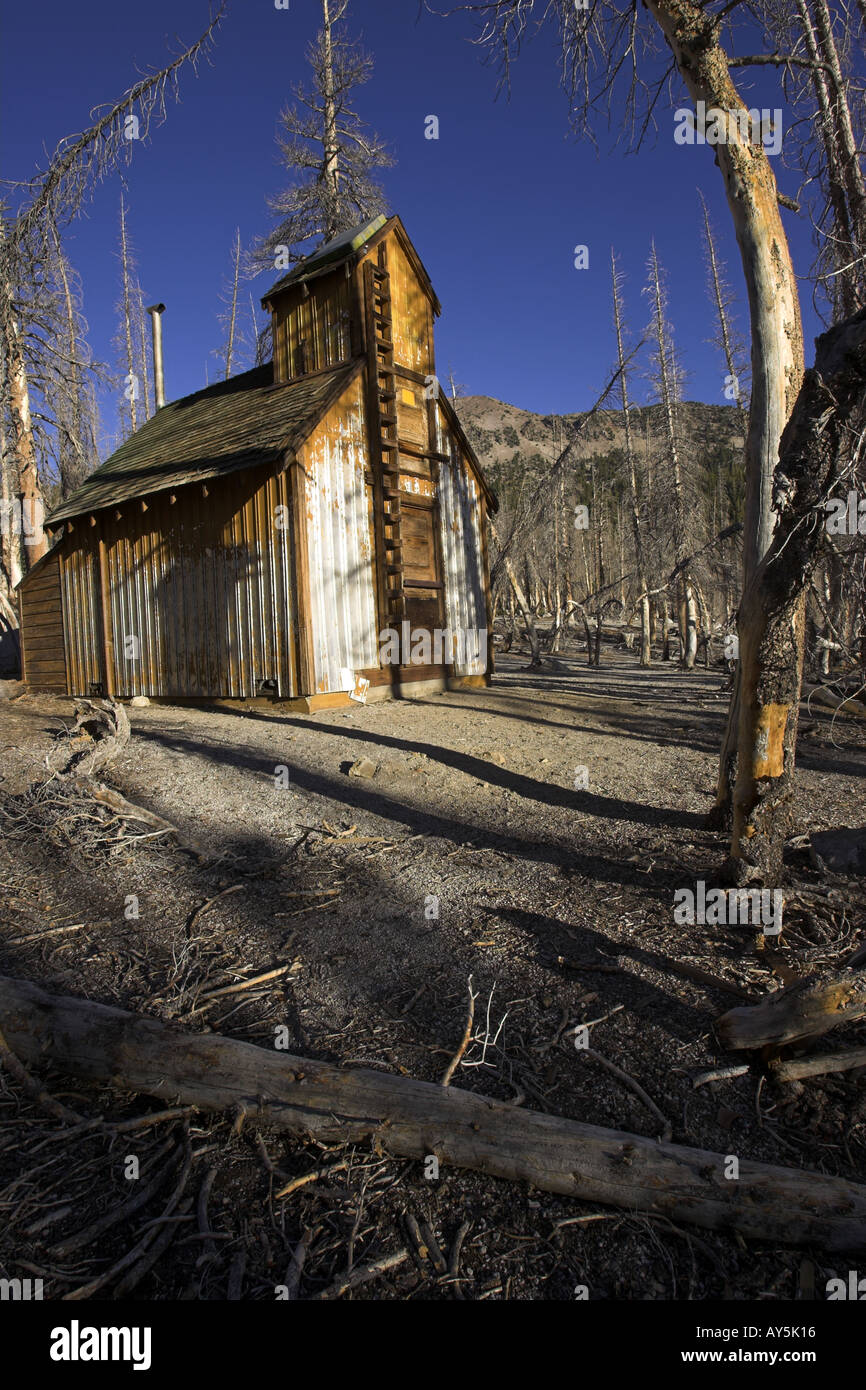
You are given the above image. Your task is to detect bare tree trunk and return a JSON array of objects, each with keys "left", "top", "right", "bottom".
[
  {"left": 700, "top": 193, "right": 749, "bottom": 410},
  {"left": 3, "top": 307, "right": 46, "bottom": 568},
  {"left": 0, "top": 333, "right": 23, "bottom": 592},
  {"left": 589, "top": 458, "right": 604, "bottom": 667},
  {"left": 321, "top": 0, "right": 347, "bottom": 237},
  {"left": 550, "top": 470, "right": 565, "bottom": 652},
  {"left": 809, "top": 0, "right": 866, "bottom": 253},
  {"left": 118, "top": 194, "right": 137, "bottom": 438},
  {"left": 611, "top": 251, "right": 651, "bottom": 666},
  {"left": 793, "top": 0, "right": 858, "bottom": 313},
  {"left": 729, "top": 309, "right": 866, "bottom": 883},
  {"left": 137, "top": 285, "right": 152, "bottom": 421},
  {"left": 694, "top": 581, "right": 712, "bottom": 667},
  {"left": 647, "top": 241, "right": 696, "bottom": 667},
  {"left": 647, "top": 0, "right": 805, "bottom": 824},
  {"left": 490, "top": 521, "right": 541, "bottom": 666},
  {"left": 223, "top": 228, "right": 242, "bottom": 379},
  {"left": 49, "top": 219, "right": 90, "bottom": 497}
]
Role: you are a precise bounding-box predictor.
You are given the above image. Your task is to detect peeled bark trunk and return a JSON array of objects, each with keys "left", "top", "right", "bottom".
[
  {"left": 730, "top": 309, "right": 866, "bottom": 882},
  {"left": 321, "top": 0, "right": 342, "bottom": 237},
  {"left": 0, "top": 398, "right": 23, "bottom": 593},
  {"left": 718, "top": 964, "right": 866, "bottom": 1051},
  {"left": 0, "top": 239, "right": 47, "bottom": 570},
  {"left": 646, "top": 0, "right": 805, "bottom": 820},
  {"left": 682, "top": 577, "right": 699, "bottom": 668},
  {"left": 707, "top": 667, "right": 741, "bottom": 831}
]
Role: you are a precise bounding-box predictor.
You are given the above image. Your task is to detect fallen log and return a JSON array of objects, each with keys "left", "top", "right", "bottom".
[
  {"left": 717, "top": 966, "right": 866, "bottom": 1051},
  {"left": 769, "top": 1047, "right": 866, "bottom": 1083},
  {"left": 2, "top": 975, "right": 865, "bottom": 1251}
]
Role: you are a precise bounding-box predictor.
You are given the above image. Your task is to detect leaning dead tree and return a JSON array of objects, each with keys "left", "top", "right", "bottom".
[{"left": 0, "top": 2, "right": 226, "bottom": 593}]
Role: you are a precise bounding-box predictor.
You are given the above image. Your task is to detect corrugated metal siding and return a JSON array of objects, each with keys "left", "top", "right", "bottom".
[
  {"left": 299, "top": 373, "right": 378, "bottom": 693},
  {"left": 59, "top": 467, "right": 296, "bottom": 699},
  {"left": 18, "top": 549, "right": 68, "bottom": 693},
  {"left": 437, "top": 411, "right": 488, "bottom": 678},
  {"left": 60, "top": 534, "right": 103, "bottom": 695}
]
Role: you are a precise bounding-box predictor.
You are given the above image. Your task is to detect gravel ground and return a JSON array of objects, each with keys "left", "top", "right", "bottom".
[{"left": 1, "top": 646, "right": 864, "bottom": 1301}]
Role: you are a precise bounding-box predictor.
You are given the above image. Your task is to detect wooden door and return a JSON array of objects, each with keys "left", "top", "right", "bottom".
[{"left": 399, "top": 475, "right": 445, "bottom": 672}]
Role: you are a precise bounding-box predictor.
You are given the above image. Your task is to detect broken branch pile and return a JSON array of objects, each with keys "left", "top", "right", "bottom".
[{"left": 0, "top": 698, "right": 205, "bottom": 860}]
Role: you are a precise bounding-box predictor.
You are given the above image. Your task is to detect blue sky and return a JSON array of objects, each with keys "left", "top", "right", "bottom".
[{"left": 2, "top": 0, "right": 825, "bottom": 448}]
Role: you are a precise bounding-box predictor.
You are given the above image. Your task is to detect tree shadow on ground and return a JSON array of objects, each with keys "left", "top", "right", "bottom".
[{"left": 163, "top": 713, "right": 707, "bottom": 832}]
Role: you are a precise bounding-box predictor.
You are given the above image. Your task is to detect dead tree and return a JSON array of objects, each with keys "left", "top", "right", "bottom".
[
  {"left": 490, "top": 517, "right": 542, "bottom": 665},
  {"left": 755, "top": 0, "right": 866, "bottom": 320},
  {"left": 48, "top": 219, "right": 98, "bottom": 498},
  {"left": 612, "top": 252, "right": 650, "bottom": 666},
  {"left": 701, "top": 191, "right": 750, "bottom": 824},
  {"left": 255, "top": 0, "right": 392, "bottom": 269},
  {"left": 0, "top": 3, "right": 226, "bottom": 591},
  {"left": 115, "top": 193, "right": 144, "bottom": 441},
  {"left": 645, "top": 242, "right": 698, "bottom": 668},
  {"left": 730, "top": 307, "right": 866, "bottom": 883},
  {"left": 446, "top": 0, "right": 866, "bottom": 880},
  {"left": 216, "top": 228, "right": 245, "bottom": 380}
]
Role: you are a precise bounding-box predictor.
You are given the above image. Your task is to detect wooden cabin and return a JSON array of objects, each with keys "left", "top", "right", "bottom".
[{"left": 17, "top": 215, "right": 496, "bottom": 709}]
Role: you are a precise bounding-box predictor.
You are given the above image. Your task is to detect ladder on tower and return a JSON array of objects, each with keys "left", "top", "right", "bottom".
[{"left": 365, "top": 246, "right": 405, "bottom": 633}]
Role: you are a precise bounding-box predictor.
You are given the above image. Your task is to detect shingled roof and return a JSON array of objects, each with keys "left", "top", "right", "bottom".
[
  {"left": 263, "top": 215, "right": 388, "bottom": 301},
  {"left": 46, "top": 358, "right": 364, "bottom": 527}
]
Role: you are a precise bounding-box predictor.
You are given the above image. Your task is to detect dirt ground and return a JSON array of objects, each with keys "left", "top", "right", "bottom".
[{"left": 1, "top": 646, "right": 865, "bottom": 1301}]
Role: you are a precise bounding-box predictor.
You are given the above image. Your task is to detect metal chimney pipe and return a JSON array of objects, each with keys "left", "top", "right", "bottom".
[{"left": 146, "top": 304, "right": 166, "bottom": 409}]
